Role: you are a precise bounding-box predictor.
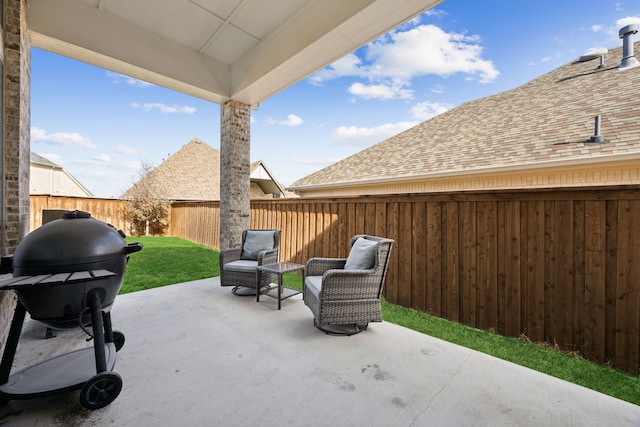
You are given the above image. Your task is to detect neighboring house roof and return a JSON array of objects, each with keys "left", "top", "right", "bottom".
[
  {"left": 250, "top": 160, "right": 294, "bottom": 198},
  {"left": 289, "top": 42, "right": 640, "bottom": 197},
  {"left": 30, "top": 152, "right": 94, "bottom": 197},
  {"left": 122, "top": 138, "right": 291, "bottom": 201}
]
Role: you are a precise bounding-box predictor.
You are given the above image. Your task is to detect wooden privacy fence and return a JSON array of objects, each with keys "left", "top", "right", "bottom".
[
  {"left": 169, "top": 201, "right": 220, "bottom": 248},
  {"left": 29, "top": 187, "right": 640, "bottom": 373},
  {"left": 30, "top": 195, "right": 128, "bottom": 231}
]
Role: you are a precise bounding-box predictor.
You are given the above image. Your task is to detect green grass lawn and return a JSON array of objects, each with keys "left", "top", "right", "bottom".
[
  {"left": 122, "top": 236, "right": 640, "bottom": 406},
  {"left": 122, "top": 236, "right": 219, "bottom": 293}
]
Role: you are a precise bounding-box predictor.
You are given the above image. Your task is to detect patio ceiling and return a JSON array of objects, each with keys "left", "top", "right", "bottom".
[{"left": 27, "top": 0, "right": 442, "bottom": 105}]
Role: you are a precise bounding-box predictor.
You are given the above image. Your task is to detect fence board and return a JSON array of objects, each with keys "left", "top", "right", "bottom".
[
  {"left": 412, "top": 202, "right": 426, "bottom": 312},
  {"left": 338, "top": 203, "right": 348, "bottom": 258},
  {"left": 544, "top": 201, "right": 556, "bottom": 341},
  {"left": 477, "top": 201, "right": 498, "bottom": 330},
  {"left": 584, "top": 200, "right": 606, "bottom": 362},
  {"left": 443, "top": 202, "right": 459, "bottom": 322},
  {"left": 573, "top": 201, "right": 586, "bottom": 353},
  {"left": 426, "top": 202, "right": 442, "bottom": 317},
  {"left": 555, "top": 200, "right": 575, "bottom": 348},
  {"left": 525, "top": 200, "right": 545, "bottom": 342},
  {"left": 460, "top": 201, "right": 477, "bottom": 327},
  {"left": 500, "top": 201, "right": 521, "bottom": 336},
  {"left": 605, "top": 201, "right": 618, "bottom": 364},
  {"left": 397, "top": 202, "right": 413, "bottom": 308},
  {"left": 385, "top": 202, "right": 399, "bottom": 304}
]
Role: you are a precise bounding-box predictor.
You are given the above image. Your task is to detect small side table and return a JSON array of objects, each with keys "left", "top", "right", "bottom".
[{"left": 256, "top": 262, "right": 304, "bottom": 310}]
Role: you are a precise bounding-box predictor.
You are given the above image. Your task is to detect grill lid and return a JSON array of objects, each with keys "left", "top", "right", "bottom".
[{"left": 12, "top": 210, "right": 140, "bottom": 275}]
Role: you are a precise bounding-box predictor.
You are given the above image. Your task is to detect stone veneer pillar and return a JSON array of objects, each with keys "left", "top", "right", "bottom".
[
  {"left": 219, "top": 100, "right": 251, "bottom": 249},
  {"left": 0, "top": 0, "right": 30, "bottom": 360}
]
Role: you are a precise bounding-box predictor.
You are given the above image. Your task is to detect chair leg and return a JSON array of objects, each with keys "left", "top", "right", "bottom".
[
  {"left": 231, "top": 284, "right": 273, "bottom": 296},
  {"left": 313, "top": 319, "right": 368, "bottom": 336},
  {"left": 231, "top": 285, "right": 257, "bottom": 296}
]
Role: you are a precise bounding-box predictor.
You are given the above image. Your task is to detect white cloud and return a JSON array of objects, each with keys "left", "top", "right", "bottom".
[
  {"left": 431, "top": 84, "right": 445, "bottom": 94},
  {"left": 93, "top": 153, "right": 111, "bottom": 162},
  {"left": 366, "top": 25, "right": 499, "bottom": 83},
  {"left": 115, "top": 145, "right": 138, "bottom": 155},
  {"left": 410, "top": 101, "right": 452, "bottom": 121},
  {"left": 525, "top": 50, "right": 566, "bottom": 66},
  {"left": 31, "top": 127, "right": 97, "bottom": 149},
  {"left": 73, "top": 158, "right": 140, "bottom": 171},
  {"left": 348, "top": 82, "right": 413, "bottom": 100},
  {"left": 309, "top": 23, "right": 499, "bottom": 101},
  {"left": 125, "top": 161, "right": 143, "bottom": 171},
  {"left": 280, "top": 114, "right": 303, "bottom": 127},
  {"left": 130, "top": 102, "right": 196, "bottom": 114},
  {"left": 617, "top": 16, "right": 640, "bottom": 27},
  {"left": 331, "top": 121, "right": 418, "bottom": 146},
  {"left": 587, "top": 16, "right": 640, "bottom": 47},
  {"left": 308, "top": 54, "right": 367, "bottom": 85},
  {"left": 106, "top": 71, "right": 154, "bottom": 88},
  {"left": 423, "top": 8, "right": 448, "bottom": 19},
  {"left": 266, "top": 114, "right": 303, "bottom": 127}
]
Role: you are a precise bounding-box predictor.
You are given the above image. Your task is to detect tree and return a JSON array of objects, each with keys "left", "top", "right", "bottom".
[{"left": 123, "top": 161, "right": 169, "bottom": 236}]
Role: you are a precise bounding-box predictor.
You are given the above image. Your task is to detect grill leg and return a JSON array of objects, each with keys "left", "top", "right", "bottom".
[
  {"left": 0, "top": 301, "right": 27, "bottom": 385},
  {"left": 88, "top": 292, "right": 107, "bottom": 374},
  {"left": 103, "top": 311, "right": 114, "bottom": 343}
]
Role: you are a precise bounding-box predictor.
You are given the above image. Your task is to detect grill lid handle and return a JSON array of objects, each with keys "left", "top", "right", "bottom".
[
  {"left": 62, "top": 210, "right": 91, "bottom": 219},
  {"left": 124, "top": 242, "right": 143, "bottom": 255}
]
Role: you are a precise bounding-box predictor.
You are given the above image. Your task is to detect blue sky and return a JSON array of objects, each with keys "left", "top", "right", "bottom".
[{"left": 31, "top": 0, "right": 640, "bottom": 198}]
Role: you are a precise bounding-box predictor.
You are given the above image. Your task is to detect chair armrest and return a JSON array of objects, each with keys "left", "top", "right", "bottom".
[
  {"left": 320, "top": 269, "right": 381, "bottom": 301},
  {"left": 306, "top": 258, "right": 347, "bottom": 276},
  {"left": 220, "top": 247, "right": 242, "bottom": 265},
  {"left": 257, "top": 248, "right": 279, "bottom": 266}
]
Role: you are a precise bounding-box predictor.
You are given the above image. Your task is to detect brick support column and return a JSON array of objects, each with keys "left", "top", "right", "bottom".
[
  {"left": 219, "top": 100, "right": 251, "bottom": 249},
  {"left": 0, "top": 0, "right": 30, "bottom": 364}
]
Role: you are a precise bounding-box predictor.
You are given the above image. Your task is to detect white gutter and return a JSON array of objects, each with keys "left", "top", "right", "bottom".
[{"left": 287, "top": 152, "right": 640, "bottom": 192}]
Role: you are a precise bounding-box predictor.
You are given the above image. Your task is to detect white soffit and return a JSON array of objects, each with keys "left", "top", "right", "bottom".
[{"left": 27, "top": 0, "right": 442, "bottom": 105}]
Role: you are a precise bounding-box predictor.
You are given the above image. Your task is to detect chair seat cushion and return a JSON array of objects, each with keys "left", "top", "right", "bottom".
[
  {"left": 344, "top": 237, "right": 378, "bottom": 270},
  {"left": 241, "top": 230, "right": 275, "bottom": 260},
  {"left": 223, "top": 259, "right": 258, "bottom": 273},
  {"left": 305, "top": 275, "right": 323, "bottom": 298}
]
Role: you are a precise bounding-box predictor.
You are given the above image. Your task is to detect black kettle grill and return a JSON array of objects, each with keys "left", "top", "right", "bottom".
[{"left": 0, "top": 211, "right": 142, "bottom": 410}]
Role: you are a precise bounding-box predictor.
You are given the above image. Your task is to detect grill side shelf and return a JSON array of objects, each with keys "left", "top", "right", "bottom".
[{"left": 0, "top": 270, "right": 117, "bottom": 290}]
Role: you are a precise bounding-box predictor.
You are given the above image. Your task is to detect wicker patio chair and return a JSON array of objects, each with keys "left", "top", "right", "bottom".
[
  {"left": 220, "top": 229, "right": 280, "bottom": 296},
  {"left": 303, "top": 235, "right": 394, "bottom": 335}
]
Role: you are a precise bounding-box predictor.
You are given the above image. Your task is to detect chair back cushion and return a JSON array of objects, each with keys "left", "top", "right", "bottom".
[
  {"left": 344, "top": 237, "right": 378, "bottom": 270},
  {"left": 241, "top": 230, "right": 275, "bottom": 260}
]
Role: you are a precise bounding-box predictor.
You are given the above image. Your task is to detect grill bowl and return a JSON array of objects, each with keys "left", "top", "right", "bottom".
[{"left": 10, "top": 211, "right": 142, "bottom": 328}]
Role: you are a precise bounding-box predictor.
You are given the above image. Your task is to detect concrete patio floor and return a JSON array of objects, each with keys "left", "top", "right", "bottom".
[{"left": 1, "top": 277, "right": 639, "bottom": 426}]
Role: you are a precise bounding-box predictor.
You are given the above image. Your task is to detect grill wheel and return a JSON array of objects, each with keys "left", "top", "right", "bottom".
[{"left": 79, "top": 372, "right": 123, "bottom": 410}]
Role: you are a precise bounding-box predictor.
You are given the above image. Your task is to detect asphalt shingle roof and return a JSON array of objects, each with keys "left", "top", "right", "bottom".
[
  {"left": 30, "top": 152, "right": 60, "bottom": 168},
  {"left": 122, "top": 138, "right": 291, "bottom": 200},
  {"left": 122, "top": 138, "right": 221, "bottom": 201},
  {"left": 290, "top": 42, "right": 640, "bottom": 190}
]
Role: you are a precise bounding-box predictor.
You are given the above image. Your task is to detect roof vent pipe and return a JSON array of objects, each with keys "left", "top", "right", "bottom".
[
  {"left": 619, "top": 23, "right": 640, "bottom": 70},
  {"left": 588, "top": 115, "right": 607, "bottom": 143}
]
